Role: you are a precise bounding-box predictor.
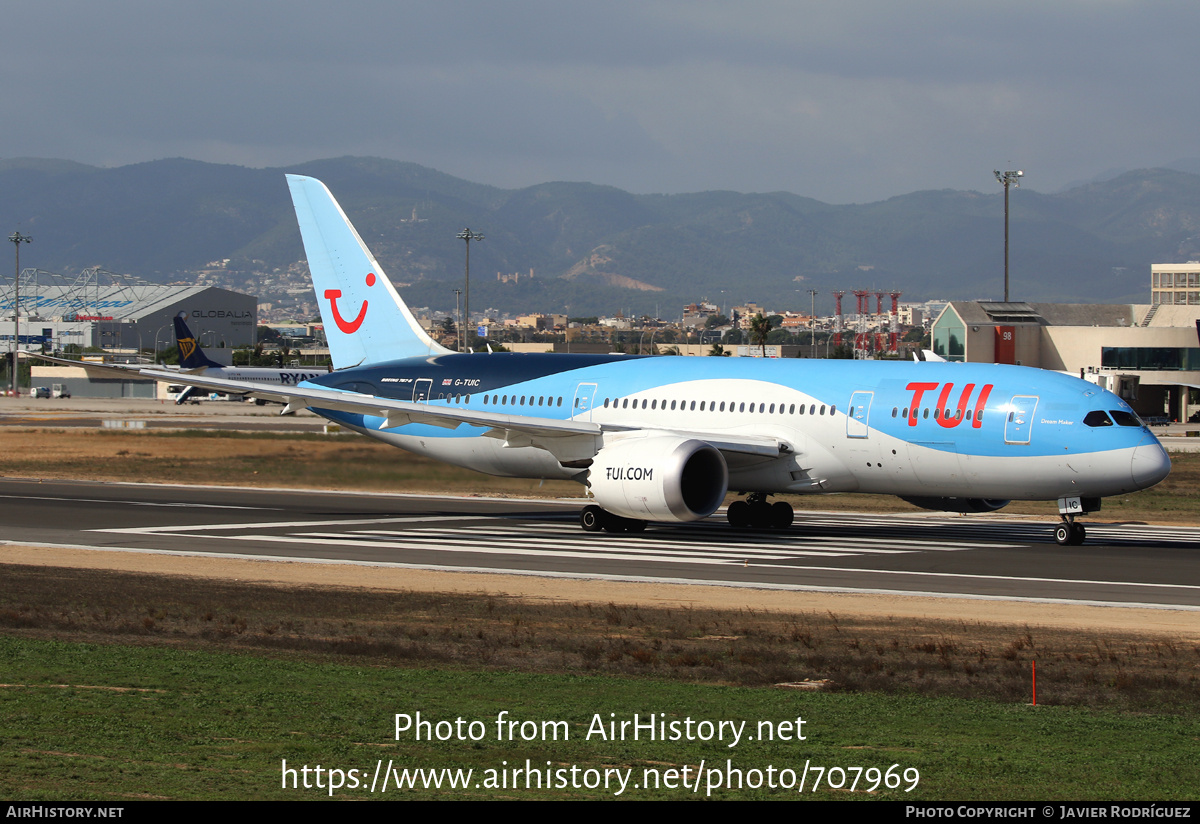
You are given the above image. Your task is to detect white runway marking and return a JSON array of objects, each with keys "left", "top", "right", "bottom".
[{"left": 92, "top": 514, "right": 1047, "bottom": 566}]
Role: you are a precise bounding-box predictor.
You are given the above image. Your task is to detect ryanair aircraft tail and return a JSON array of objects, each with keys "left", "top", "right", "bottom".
[
  {"left": 174, "top": 315, "right": 222, "bottom": 370},
  {"left": 286, "top": 174, "right": 451, "bottom": 369}
]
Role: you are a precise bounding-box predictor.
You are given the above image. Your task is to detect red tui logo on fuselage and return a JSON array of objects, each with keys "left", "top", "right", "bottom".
[{"left": 905, "top": 382, "right": 993, "bottom": 428}]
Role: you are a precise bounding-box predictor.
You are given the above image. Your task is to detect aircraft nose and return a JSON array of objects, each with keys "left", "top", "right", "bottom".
[{"left": 1131, "top": 435, "right": 1171, "bottom": 490}]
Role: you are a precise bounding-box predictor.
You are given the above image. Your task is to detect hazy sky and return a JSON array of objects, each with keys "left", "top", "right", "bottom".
[{"left": 4, "top": 1, "right": 1198, "bottom": 203}]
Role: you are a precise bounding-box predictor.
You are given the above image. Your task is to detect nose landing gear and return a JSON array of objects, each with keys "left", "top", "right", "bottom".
[
  {"left": 1053, "top": 496, "right": 1099, "bottom": 546},
  {"left": 1054, "top": 517, "right": 1086, "bottom": 546}
]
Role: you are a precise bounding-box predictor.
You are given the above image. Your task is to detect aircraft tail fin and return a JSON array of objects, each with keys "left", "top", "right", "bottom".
[
  {"left": 174, "top": 315, "right": 222, "bottom": 369},
  {"left": 286, "top": 174, "right": 451, "bottom": 368}
]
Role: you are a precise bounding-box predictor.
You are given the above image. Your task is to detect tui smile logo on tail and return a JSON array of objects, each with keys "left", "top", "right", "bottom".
[{"left": 324, "top": 272, "right": 375, "bottom": 333}]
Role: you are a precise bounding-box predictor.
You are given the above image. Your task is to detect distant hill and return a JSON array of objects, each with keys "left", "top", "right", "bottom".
[{"left": 2, "top": 156, "right": 1197, "bottom": 316}]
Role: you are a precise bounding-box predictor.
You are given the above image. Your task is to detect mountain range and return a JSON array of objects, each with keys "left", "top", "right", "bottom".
[{"left": 3, "top": 156, "right": 1199, "bottom": 317}]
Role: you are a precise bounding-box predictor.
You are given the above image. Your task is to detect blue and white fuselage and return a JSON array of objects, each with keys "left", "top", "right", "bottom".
[
  {"left": 305, "top": 353, "right": 1166, "bottom": 501},
  {"left": 140, "top": 175, "right": 1170, "bottom": 545}
]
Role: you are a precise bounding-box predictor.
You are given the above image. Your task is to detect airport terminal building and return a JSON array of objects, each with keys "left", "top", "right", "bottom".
[{"left": 931, "top": 300, "right": 1200, "bottom": 422}]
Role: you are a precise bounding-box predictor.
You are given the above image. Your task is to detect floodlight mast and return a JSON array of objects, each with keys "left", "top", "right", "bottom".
[
  {"left": 456, "top": 228, "right": 484, "bottom": 349},
  {"left": 994, "top": 169, "right": 1023, "bottom": 302},
  {"left": 9, "top": 231, "right": 31, "bottom": 396},
  {"left": 453, "top": 288, "right": 463, "bottom": 351},
  {"left": 807, "top": 289, "right": 818, "bottom": 355}
]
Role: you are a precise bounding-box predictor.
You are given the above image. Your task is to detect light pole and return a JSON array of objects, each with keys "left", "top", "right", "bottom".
[
  {"left": 808, "top": 289, "right": 818, "bottom": 357},
  {"left": 9, "top": 231, "right": 31, "bottom": 395},
  {"left": 154, "top": 323, "right": 172, "bottom": 364},
  {"left": 128, "top": 322, "right": 143, "bottom": 361},
  {"left": 994, "top": 169, "right": 1023, "bottom": 302},
  {"left": 453, "top": 288, "right": 463, "bottom": 351},
  {"left": 456, "top": 228, "right": 483, "bottom": 349}
]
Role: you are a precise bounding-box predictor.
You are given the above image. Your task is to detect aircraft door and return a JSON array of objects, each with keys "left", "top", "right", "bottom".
[
  {"left": 1004, "top": 395, "right": 1038, "bottom": 444},
  {"left": 572, "top": 382, "right": 598, "bottom": 420},
  {"left": 413, "top": 378, "right": 432, "bottom": 403},
  {"left": 846, "top": 391, "right": 874, "bottom": 439}
]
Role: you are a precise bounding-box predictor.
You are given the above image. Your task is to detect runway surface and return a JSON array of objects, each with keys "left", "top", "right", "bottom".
[{"left": 1, "top": 479, "right": 1198, "bottom": 610}]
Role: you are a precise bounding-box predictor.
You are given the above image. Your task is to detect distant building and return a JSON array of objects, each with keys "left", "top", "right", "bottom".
[
  {"left": 898, "top": 305, "right": 924, "bottom": 327},
  {"left": 497, "top": 268, "right": 535, "bottom": 284},
  {"left": 931, "top": 300, "right": 1200, "bottom": 421},
  {"left": 0, "top": 279, "right": 256, "bottom": 358},
  {"left": 1151, "top": 262, "right": 1200, "bottom": 306}
]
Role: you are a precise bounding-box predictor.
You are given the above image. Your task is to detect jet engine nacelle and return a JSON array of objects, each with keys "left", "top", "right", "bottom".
[
  {"left": 587, "top": 436, "right": 728, "bottom": 522},
  {"left": 899, "top": 496, "right": 1011, "bottom": 513}
]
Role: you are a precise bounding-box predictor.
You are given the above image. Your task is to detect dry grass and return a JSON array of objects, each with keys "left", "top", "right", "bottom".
[
  {"left": 2, "top": 563, "right": 1197, "bottom": 713},
  {"left": 0, "top": 428, "right": 582, "bottom": 497}
]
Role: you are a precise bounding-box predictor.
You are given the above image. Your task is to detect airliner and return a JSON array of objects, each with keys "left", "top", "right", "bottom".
[
  {"left": 167, "top": 315, "right": 328, "bottom": 402},
  {"left": 37, "top": 314, "right": 327, "bottom": 403},
  {"left": 140, "top": 175, "right": 1171, "bottom": 546}
]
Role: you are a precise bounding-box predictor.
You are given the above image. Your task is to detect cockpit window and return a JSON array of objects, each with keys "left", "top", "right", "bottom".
[
  {"left": 1109, "top": 410, "right": 1143, "bottom": 427},
  {"left": 1083, "top": 410, "right": 1114, "bottom": 427}
]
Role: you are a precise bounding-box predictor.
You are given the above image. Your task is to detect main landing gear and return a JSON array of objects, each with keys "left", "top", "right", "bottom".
[
  {"left": 726, "top": 493, "right": 794, "bottom": 529},
  {"left": 580, "top": 505, "right": 646, "bottom": 533}
]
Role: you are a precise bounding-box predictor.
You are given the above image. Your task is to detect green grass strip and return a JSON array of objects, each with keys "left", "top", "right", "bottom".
[{"left": 2, "top": 636, "right": 1196, "bottom": 801}]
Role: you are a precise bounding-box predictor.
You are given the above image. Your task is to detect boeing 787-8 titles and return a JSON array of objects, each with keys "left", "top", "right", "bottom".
[{"left": 141, "top": 175, "right": 1171, "bottom": 545}]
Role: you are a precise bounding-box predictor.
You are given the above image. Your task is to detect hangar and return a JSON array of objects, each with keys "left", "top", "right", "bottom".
[
  {"left": 1, "top": 268, "right": 255, "bottom": 354},
  {"left": 2, "top": 267, "right": 256, "bottom": 397}
]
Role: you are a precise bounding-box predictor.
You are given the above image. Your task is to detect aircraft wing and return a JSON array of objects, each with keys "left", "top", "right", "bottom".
[
  {"left": 135, "top": 369, "right": 788, "bottom": 464},
  {"left": 32, "top": 353, "right": 157, "bottom": 382}
]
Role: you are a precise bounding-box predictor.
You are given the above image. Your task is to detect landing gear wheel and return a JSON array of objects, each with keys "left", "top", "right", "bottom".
[
  {"left": 581, "top": 505, "right": 606, "bottom": 532},
  {"left": 604, "top": 516, "right": 631, "bottom": 533},
  {"left": 581, "top": 506, "right": 645, "bottom": 534},
  {"left": 748, "top": 501, "right": 771, "bottom": 527},
  {"left": 727, "top": 500, "right": 751, "bottom": 528},
  {"left": 730, "top": 496, "right": 793, "bottom": 529},
  {"left": 1054, "top": 521, "right": 1086, "bottom": 546},
  {"left": 770, "top": 501, "right": 794, "bottom": 529}
]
